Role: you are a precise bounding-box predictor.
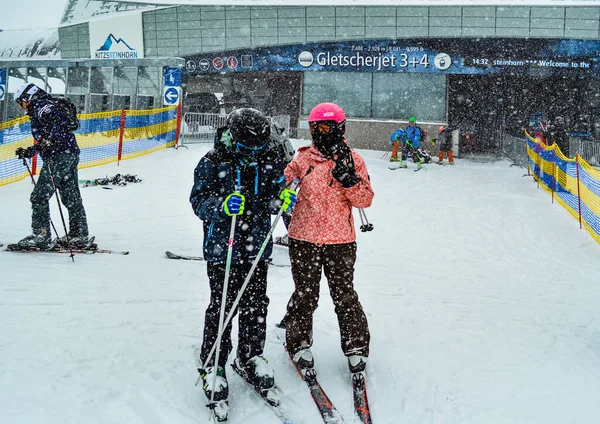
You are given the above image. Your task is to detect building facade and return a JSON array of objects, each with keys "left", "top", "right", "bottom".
[{"left": 2, "top": 2, "right": 600, "bottom": 151}]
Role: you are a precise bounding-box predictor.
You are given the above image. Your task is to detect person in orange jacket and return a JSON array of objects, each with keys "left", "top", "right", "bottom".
[
  {"left": 436, "top": 125, "right": 455, "bottom": 165},
  {"left": 281, "top": 102, "right": 374, "bottom": 376}
]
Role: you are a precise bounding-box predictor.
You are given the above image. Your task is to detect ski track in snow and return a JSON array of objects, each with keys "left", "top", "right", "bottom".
[{"left": 1, "top": 141, "right": 600, "bottom": 423}]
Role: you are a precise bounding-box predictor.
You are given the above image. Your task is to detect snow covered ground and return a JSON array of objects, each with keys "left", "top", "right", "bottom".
[{"left": 1, "top": 140, "right": 600, "bottom": 424}]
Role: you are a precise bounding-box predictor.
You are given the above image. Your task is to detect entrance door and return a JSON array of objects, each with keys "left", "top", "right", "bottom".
[{"left": 448, "top": 74, "right": 593, "bottom": 156}]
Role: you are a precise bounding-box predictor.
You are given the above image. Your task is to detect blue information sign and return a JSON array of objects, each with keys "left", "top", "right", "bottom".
[
  {"left": 0, "top": 69, "right": 6, "bottom": 101},
  {"left": 164, "top": 68, "right": 181, "bottom": 87},
  {"left": 164, "top": 87, "right": 180, "bottom": 105},
  {"left": 182, "top": 38, "right": 600, "bottom": 77}
]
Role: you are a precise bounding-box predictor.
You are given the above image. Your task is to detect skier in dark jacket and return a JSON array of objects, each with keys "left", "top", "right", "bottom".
[
  {"left": 549, "top": 115, "right": 570, "bottom": 157},
  {"left": 189, "top": 107, "right": 295, "bottom": 419},
  {"left": 13, "top": 83, "right": 91, "bottom": 249},
  {"left": 435, "top": 125, "right": 455, "bottom": 165}
]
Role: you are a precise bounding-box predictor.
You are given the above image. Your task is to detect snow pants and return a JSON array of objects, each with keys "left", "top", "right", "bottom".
[
  {"left": 30, "top": 152, "right": 88, "bottom": 239},
  {"left": 285, "top": 239, "right": 370, "bottom": 358},
  {"left": 200, "top": 260, "right": 269, "bottom": 368}
]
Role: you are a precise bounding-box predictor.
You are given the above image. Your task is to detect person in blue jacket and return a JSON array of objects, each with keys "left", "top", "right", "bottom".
[
  {"left": 189, "top": 107, "right": 296, "bottom": 415},
  {"left": 401, "top": 116, "right": 424, "bottom": 169},
  {"left": 13, "top": 83, "right": 91, "bottom": 249}
]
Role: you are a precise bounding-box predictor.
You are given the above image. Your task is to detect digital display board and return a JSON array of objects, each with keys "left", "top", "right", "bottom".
[{"left": 184, "top": 38, "right": 600, "bottom": 77}]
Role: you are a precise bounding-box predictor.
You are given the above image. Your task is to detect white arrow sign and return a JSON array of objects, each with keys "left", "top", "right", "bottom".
[
  {"left": 0, "top": 85, "right": 5, "bottom": 101},
  {"left": 163, "top": 87, "right": 181, "bottom": 106}
]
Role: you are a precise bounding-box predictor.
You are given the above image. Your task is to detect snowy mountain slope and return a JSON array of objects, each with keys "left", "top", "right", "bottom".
[{"left": 1, "top": 141, "right": 600, "bottom": 423}]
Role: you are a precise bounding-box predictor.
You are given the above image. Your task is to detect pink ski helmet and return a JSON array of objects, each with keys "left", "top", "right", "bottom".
[{"left": 308, "top": 102, "right": 346, "bottom": 124}]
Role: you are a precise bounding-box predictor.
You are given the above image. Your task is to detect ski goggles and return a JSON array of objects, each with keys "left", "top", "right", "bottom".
[
  {"left": 236, "top": 141, "right": 268, "bottom": 156},
  {"left": 309, "top": 121, "right": 335, "bottom": 134}
]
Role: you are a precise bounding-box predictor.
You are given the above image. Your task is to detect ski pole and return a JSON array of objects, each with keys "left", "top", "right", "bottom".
[
  {"left": 358, "top": 208, "right": 374, "bottom": 232},
  {"left": 381, "top": 144, "right": 393, "bottom": 160},
  {"left": 199, "top": 180, "right": 299, "bottom": 389},
  {"left": 207, "top": 184, "right": 243, "bottom": 412},
  {"left": 46, "top": 162, "right": 75, "bottom": 262},
  {"left": 21, "top": 158, "right": 63, "bottom": 246}
]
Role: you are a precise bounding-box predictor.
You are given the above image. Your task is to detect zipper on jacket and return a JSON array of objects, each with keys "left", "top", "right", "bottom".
[{"left": 204, "top": 221, "right": 215, "bottom": 247}]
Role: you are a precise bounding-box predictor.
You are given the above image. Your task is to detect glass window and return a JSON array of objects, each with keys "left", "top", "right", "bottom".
[
  {"left": 114, "top": 67, "right": 137, "bottom": 96},
  {"left": 47, "top": 68, "right": 67, "bottom": 95},
  {"left": 67, "top": 67, "right": 89, "bottom": 94},
  {"left": 90, "top": 94, "right": 110, "bottom": 112},
  {"left": 372, "top": 73, "right": 446, "bottom": 122},
  {"left": 137, "top": 67, "right": 160, "bottom": 97},
  {"left": 90, "top": 67, "right": 113, "bottom": 95},
  {"left": 27, "top": 68, "right": 47, "bottom": 91},
  {"left": 6, "top": 68, "right": 28, "bottom": 120},
  {"left": 302, "top": 72, "right": 371, "bottom": 118}
]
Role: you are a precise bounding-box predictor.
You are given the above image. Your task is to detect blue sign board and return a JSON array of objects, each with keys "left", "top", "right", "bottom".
[
  {"left": 183, "top": 38, "right": 600, "bottom": 77},
  {"left": 164, "top": 67, "right": 181, "bottom": 87},
  {"left": 0, "top": 68, "right": 6, "bottom": 101},
  {"left": 164, "top": 87, "right": 180, "bottom": 105}
]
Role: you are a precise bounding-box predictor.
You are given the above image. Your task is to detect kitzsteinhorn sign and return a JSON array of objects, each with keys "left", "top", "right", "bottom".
[{"left": 89, "top": 13, "right": 144, "bottom": 59}]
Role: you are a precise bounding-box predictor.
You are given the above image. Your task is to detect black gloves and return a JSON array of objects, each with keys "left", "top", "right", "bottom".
[
  {"left": 331, "top": 143, "right": 361, "bottom": 188},
  {"left": 15, "top": 140, "right": 53, "bottom": 159},
  {"left": 15, "top": 146, "right": 36, "bottom": 159}
]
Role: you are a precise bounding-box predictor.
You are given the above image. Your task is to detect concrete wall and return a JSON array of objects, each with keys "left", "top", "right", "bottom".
[{"left": 296, "top": 119, "right": 447, "bottom": 155}]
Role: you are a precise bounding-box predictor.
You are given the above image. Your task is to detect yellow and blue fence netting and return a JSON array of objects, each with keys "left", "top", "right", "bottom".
[
  {"left": 0, "top": 105, "right": 179, "bottom": 187},
  {"left": 526, "top": 131, "right": 600, "bottom": 244}
]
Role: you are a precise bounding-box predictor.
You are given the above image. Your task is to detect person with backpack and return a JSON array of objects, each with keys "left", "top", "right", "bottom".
[
  {"left": 435, "top": 125, "right": 455, "bottom": 165},
  {"left": 13, "top": 83, "right": 91, "bottom": 250},
  {"left": 189, "top": 108, "right": 295, "bottom": 421},
  {"left": 281, "top": 102, "right": 374, "bottom": 376},
  {"left": 400, "top": 116, "right": 425, "bottom": 169}
]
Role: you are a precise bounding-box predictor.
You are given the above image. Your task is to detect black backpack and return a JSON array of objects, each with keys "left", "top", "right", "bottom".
[{"left": 55, "top": 97, "right": 80, "bottom": 131}]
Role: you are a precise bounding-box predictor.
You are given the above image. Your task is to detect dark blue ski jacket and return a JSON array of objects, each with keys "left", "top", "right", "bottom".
[
  {"left": 26, "top": 90, "right": 79, "bottom": 159},
  {"left": 190, "top": 144, "right": 286, "bottom": 264}
]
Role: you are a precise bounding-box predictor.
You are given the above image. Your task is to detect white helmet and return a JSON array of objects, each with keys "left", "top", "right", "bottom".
[{"left": 14, "top": 83, "right": 39, "bottom": 103}]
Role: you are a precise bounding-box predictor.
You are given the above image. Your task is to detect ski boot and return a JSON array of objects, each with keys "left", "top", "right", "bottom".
[
  {"left": 233, "top": 355, "right": 275, "bottom": 391},
  {"left": 14, "top": 229, "right": 53, "bottom": 250},
  {"left": 348, "top": 355, "right": 368, "bottom": 373},
  {"left": 232, "top": 355, "right": 281, "bottom": 406},
  {"left": 398, "top": 161, "right": 408, "bottom": 169},
  {"left": 292, "top": 348, "right": 315, "bottom": 370},
  {"left": 389, "top": 156, "right": 399, "bottom": 162},
  {"left": 56, "top": 234, "right": 95, "bottom": 249},
  {"left": 199, "top": 365, "right": 229, "bottom": 402}
]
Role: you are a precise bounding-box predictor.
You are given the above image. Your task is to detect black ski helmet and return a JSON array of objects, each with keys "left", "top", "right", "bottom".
[{"left": 227, "top": 107, "right": 271, "bottom": 147}]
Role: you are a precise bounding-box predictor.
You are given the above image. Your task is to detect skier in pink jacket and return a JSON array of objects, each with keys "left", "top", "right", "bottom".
[{"left": 282, "top": 102, "right": 374, "bottom": 375}]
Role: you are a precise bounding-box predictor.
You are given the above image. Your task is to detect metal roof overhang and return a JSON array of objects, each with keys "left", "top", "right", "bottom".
[{"left": 0, "top": 58, "right": 186, "bottom": 68}]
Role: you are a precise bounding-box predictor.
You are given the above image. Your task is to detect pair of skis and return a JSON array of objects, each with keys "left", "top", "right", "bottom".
[
  {"left": 2, "top": 241, "right": 128, "bottom": 255},
  {"left": 165, "top": 251, "right": 290, "bottom": 267},
  {"left": 389, "top": 164, "right": 424, "bottom": 172},
  {"left": 276, "top": 327, "right": 372, "bottom": 424}
]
